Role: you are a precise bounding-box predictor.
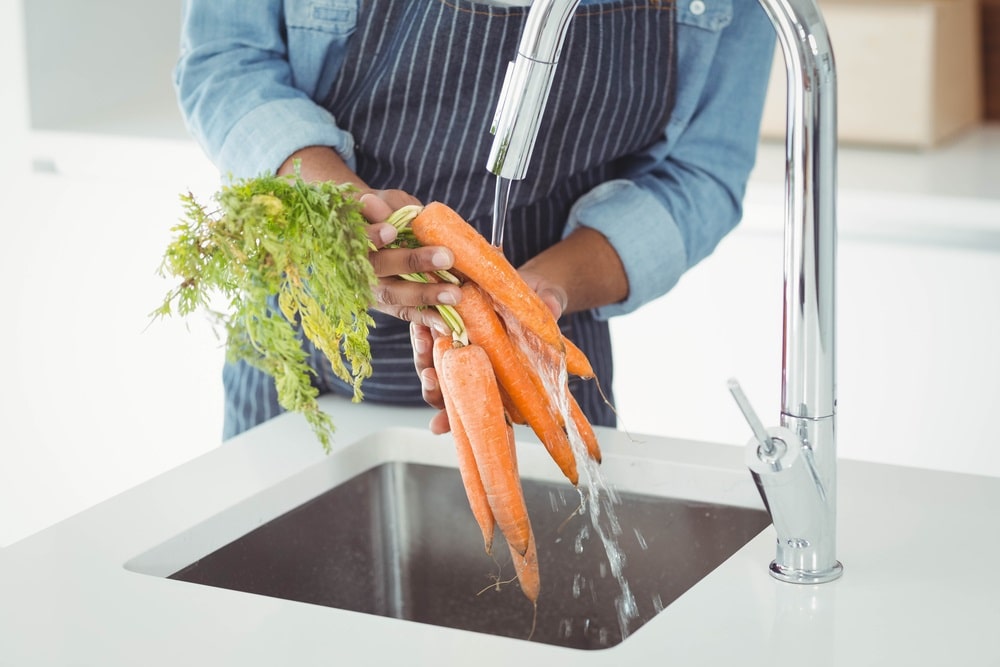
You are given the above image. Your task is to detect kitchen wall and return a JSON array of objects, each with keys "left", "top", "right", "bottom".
[
  {"left": 23, "top": 0, "right": 185, "bottom": 139},
  {"left": 2, "top": 0, "right": 998, "bottom": 549},
  {"left": 0, "top": 0, "right": 223, "bottom": 549}
]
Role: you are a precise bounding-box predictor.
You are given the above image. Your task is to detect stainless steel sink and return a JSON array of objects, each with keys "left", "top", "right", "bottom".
[{"left": 155, "top": 458, "right": 769, "bottom": 650}]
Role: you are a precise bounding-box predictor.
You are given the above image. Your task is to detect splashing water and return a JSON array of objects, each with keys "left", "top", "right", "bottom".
[
  {"left": 580, "top": 461, "right": 634, "bottom": 629},
  {"left": 493, "top": 296, "right": 641, "bottom": 641},
  {"left": 634, "top": 527, "right": 648, "bottom": 551},
  {"left": 500, "top": 313, "right": 640, "bottom": 640}
]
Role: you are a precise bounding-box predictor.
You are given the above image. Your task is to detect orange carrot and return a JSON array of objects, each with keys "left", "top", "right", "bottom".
[
  {"left": 500, "top": 418, "right": 540, "bottom": 603},
  {"left": 508, "top": 527, "right": 540, "bottom": 604},
  {"left": 433, "top": 336, "right": 496, "bottom": 554},
  {"left": 455, "top": 283, "right": 579, "bottom": 486},
  {"left": 567, "top": 388, "right": 602, "bottom": 463},
  {"left": 437, "top": 343, "right": 532, "bottom": 557},
  {"left": 562, "top": 334, "right": 595, "bottom": 379},
  {"left": 411, "top": 202, "right": 564, "bottom": 354},
  {"left": 498, "top": 385, "right": 527, "bottom": 426},
  {"left": 503, "top": 418, "right": 518, "bottom": 469}
]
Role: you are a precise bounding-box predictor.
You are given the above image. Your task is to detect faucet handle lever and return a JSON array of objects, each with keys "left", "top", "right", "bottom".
[{"left": 727, "top": 378, "right": 777, "bottom": 458}]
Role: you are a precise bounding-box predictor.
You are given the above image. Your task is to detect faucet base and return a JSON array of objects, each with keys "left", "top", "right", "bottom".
[{"left": 769, "top": 560, "right": 843, "bottom": 585}]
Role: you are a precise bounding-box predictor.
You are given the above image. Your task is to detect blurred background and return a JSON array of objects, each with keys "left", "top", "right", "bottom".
[{"left": 1, "top": 0, "right": 998, "bottom": 548}]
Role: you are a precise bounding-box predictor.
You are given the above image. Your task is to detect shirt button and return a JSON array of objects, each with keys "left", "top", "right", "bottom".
[{"left": 689, "top": 0, "right": 706, "bottom": 15}]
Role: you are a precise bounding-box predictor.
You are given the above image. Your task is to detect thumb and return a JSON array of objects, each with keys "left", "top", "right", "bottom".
[{"left": 537, "top": 285, "right": 567, "bottom": 320}]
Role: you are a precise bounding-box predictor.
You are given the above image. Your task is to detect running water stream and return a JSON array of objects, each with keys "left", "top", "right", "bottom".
[
  {"left": 562, "top": 409, "right": 639, "bottom": 640},
  {"left": 489, "top": 176, "right": 638, "bottom": 639},
  {"left": 502, "top": 308, "right": 640, "bottom": 641},
  {"left": 491, "top": 176, "right": 514, "bottom": 249}
]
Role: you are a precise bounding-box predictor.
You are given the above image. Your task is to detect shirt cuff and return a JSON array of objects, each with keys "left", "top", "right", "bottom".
[
  {"left": 564, "top": 179, "right": 687, "bottom": 320},
  {"left": 217, "top": 98, "right": 357, "bottom": 179}
]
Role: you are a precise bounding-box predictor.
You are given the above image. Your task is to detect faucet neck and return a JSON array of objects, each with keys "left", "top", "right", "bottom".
[
  {"left": 518, "top": 0, "right": 581, "bottom": 63},
  {"left": 759, "top": 0, "right": 838, "bottom": 422}
]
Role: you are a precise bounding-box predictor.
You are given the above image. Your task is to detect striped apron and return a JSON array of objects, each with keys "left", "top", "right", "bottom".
[{"left": 223, "top": 0, "right": 677, "bottom": 439}]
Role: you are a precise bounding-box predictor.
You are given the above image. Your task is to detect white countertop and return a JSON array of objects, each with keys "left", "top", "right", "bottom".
[{"left": 2, "top": 397, "right": 998, "bottom": 666}]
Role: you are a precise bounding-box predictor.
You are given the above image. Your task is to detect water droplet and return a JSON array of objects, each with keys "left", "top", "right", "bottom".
[
  {"left": 548, "top": 491, "right": 560, "bottom": 513},
  {"left": 634, "top": 528, "right": 648, "bottom": 550}
]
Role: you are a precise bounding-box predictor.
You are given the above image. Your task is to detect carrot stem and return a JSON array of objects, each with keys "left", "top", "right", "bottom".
[{"left": 396, "top": 272, "right": 468, "bottom": 344}]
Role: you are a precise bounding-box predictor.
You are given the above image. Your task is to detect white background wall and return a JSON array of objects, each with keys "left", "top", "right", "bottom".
[
  {"left": 2, "top": 1, "right": 998, "bottom": 549},
  {"left": 610, "top": 179, "right": 1000, "bottom": 478},
  {"left": 0, "top": 1, "right": 225, "bottom": 548}
]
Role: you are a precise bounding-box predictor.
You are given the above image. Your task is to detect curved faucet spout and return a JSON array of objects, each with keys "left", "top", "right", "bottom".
[{"left": 487, "top": 0, "right": 581, "bottom": 181}]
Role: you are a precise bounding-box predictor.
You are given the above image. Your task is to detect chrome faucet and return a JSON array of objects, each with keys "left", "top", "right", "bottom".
[
  {"left": 487, "top": 0, "right": 579, "bottom": 182},
  {"left": 733, "top": 0, "right": 842, "bottom": 584},
  {"left": 487, "top": 0, "right": 842, "bottom": 583}
]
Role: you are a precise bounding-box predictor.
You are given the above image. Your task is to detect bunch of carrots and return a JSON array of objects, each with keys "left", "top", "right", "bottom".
[
  {"left": 157, "top": 175, "right": 603, "bottom": 607},
  {"left": 400, "top": 202, "right": 604, "bottom": 605}
]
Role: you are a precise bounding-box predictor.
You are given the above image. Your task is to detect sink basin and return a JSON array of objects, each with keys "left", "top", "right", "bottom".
[{"left": 127, "top": 428, "right": 770, "bottom": 650}]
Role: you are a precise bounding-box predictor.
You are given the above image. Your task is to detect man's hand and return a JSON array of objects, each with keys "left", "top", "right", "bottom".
[
  {"left": 279, "top": 145, "right": 462, "bottom": 330},
  {"left": 361, "top": 192, "right": 463, "bottom": 331},
  {"left": 410, "top": 271, "right": 565, "bottom": 435}
]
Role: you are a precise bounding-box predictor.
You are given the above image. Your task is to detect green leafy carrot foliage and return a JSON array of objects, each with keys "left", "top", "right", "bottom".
[{"left": 153, "top": 173, "right": 377, "bottom": 450}]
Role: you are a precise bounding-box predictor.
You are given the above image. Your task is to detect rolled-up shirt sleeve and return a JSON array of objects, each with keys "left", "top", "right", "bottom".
[
  {"left": 566, "top": 0, "right": 776, "bottom": 320},
  {"left": 565, "top": 179, "right": 687, "bottom": 318},
  {"left": 174, "top": 0, "right": 357, "bottom": 179}
]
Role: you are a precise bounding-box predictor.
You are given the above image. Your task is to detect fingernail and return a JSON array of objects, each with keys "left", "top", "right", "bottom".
[
  {"left": 438, "top": 290, "right": 457, "bottom": 306},
  {"left": 379, "top": 225, "right": 397, "bottom": 245},
  {"left": 411, "top": 326, "right": 429, "bottom": 354},
  {"left": 420, "top": 370, "right": 437, "bottom": 392},
  {"left": 430, "top": 249, "right": 451, "bottom": 268}
]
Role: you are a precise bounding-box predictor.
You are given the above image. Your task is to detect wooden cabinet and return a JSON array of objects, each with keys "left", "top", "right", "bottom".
[
  {"left": 760, "top": 0, "right": 984, "bottom": 148},
  {"left": 984, "top": 0, "right": 1000, "bottom": 119}
]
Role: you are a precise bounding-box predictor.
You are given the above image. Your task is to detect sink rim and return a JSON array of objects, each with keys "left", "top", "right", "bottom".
[{"left": 126, "top": 424, "right": 766, "bottom": 579}]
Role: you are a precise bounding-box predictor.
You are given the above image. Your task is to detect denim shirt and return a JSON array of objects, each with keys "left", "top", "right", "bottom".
[{"left": 175, "top": 0, "right": 775, "bottom": 319}]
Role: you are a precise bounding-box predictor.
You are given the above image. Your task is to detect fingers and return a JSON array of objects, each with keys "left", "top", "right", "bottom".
[
  {"left": 361, "top": 190, "right": 420, "bottom": 250},
  {"left": 360, "top": 189, "right": 420, "bottom": 224},
  {"left": 366, "top": 222, "right": 398, "bottom": 249},
  {"left": 371, "top": 270, "right": 461, "bottom": 328},
  {"left": 428, "top": 409, "right": 451, "bottom": 435},
  {"left": 412, "top": 323, "right": 442, "bottom": 406},
  {"left": 360, "top": 191, "right": 460, "bottom": 318},
  {"left": 362, "top": 188, "right": 454, "bottom": 280},
  {"left": 517, "top": 268, "right": 568, "bottom": 320},
  {"left": 369, "top": 245, "right": 455, "bottom": 279},
  {"left": 411, "top": 322, "right": 452, "bottom": 434},
  {"left": 366, "top": 188, "right": 421, "bottom": 213},
  {"left": 536, "top": 285, "right": 567, "bottom": 320},
  {"left": 373, "top": 277, "right": 459, "bottom": 310}
]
